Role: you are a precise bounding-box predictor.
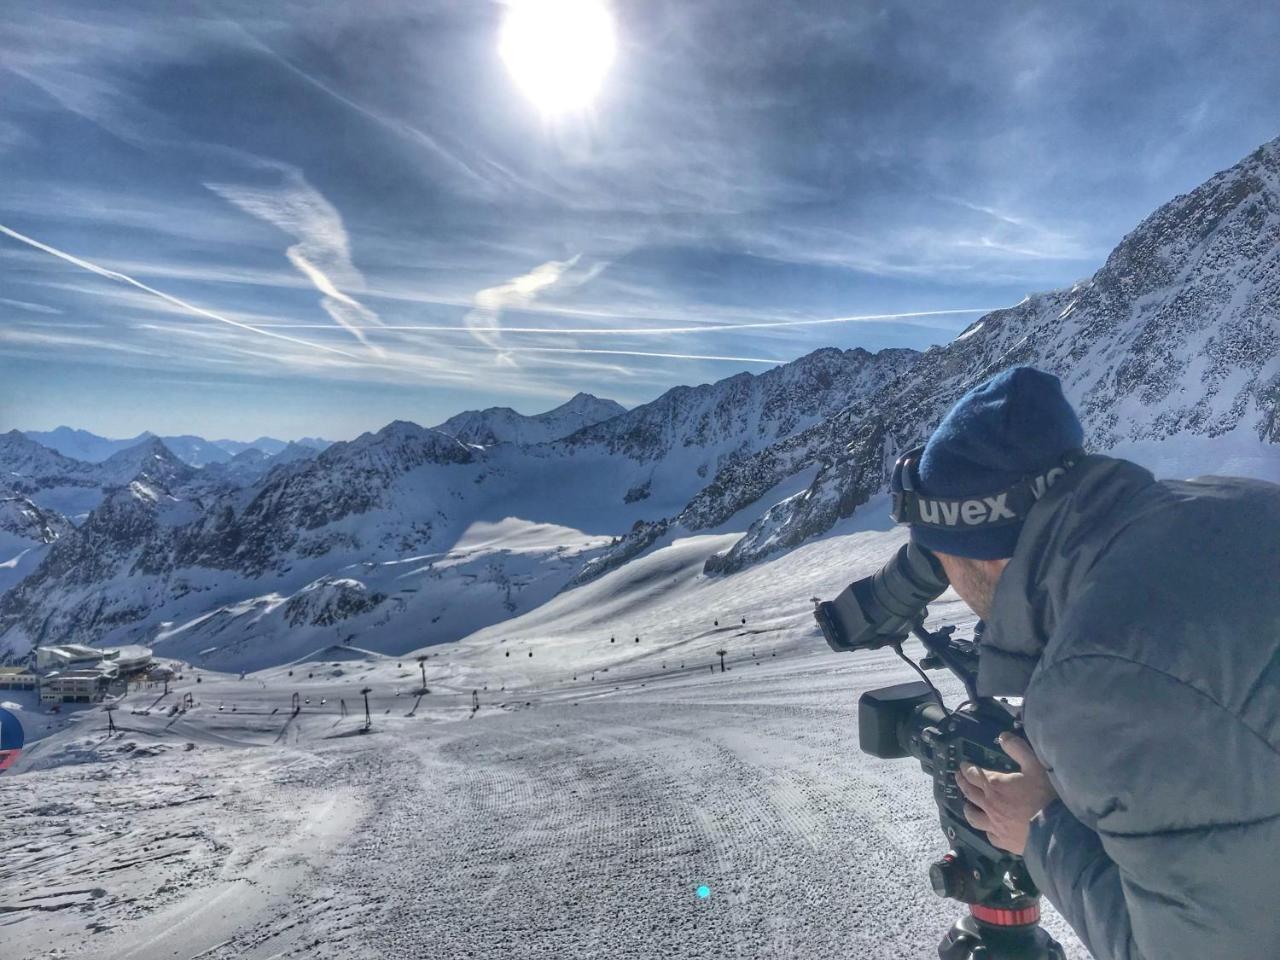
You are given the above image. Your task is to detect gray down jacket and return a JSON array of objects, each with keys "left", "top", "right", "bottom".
[{"left": 978, "top": 454, "right": 1280, "bottom": 960}]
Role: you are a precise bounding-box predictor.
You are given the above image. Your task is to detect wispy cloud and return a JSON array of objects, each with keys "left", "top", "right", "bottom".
[
  {"left": 0, "top": 325, "right": 168, "bottom": 358},
  {"left": 206, "top": 165, "right": 385, "bottom": 352},
  {"left": 479, "top": 346, "right": 782, "bottom": 365},
  {"left": 220, "top": 18, "right": 510, "bottom": 199},
  {"left": 464, "top": 256, "right": 583, "bottom": 365}
]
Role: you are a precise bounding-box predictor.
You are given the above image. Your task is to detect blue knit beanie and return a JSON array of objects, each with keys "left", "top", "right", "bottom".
[{"left": 911, "top": 367, "right": 1084, "bottom": 560}]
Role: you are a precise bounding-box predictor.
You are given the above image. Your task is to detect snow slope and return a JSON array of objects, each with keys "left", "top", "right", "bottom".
[{"left": 151, "top": 517, "right": 613, "bottom": 672}]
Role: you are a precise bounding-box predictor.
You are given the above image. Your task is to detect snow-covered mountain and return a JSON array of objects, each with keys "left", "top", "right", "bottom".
[
  {"left": 20, "top": 426, "right": 152, "bottom": 463},
  {"left": 0, "top": 348, "right": 907, "bottom": 664},
  {"left": 98, "top": 437, "right": 196, "bottom": 489},
  {"left": 0, "top": 430, "right": 105, "bottom": 521},
  {"left": 550, "top": 346, "right": 919, "bottom": 510},
  {"left": 0, "top": 432, "right": 198, "bottom": 522},
  {"left": 213, "top": 435, "right": 333, "bottom": 457},
  {"left": 0, "top": 430, "right": 97, "bottom": 489},
  {"left": 2, "top": 136, "right": 1276, "bottom": 668},
  {"left": 0, "top": 420, "right": 607, "bottom": 668},
  {"left": 24, "top": 427, "right": 332, "bottom": 466},
  {"left": 191, "top": 441, "right": 322, "bottom": 492},
  {"left": 434, "top": 392, "right": 626, "bottom": 446}
]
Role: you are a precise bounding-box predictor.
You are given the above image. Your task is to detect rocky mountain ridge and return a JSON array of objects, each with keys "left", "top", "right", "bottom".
[
  {"left": 434, "top": 392, "right": 626, "bottom": 446},
  {"left": 696, "top": 135, "right": 1280, "bottom": 571}
]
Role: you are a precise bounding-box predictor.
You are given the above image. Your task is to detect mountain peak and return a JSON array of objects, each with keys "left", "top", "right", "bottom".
[
  {"left": 564, "top": 391, "right": 619, "bottom": 407},
  {"left": 433, "top": 393, "right": 626, "bottom": 446},
  {"left": 99, "top": 435, "right": 194, "bottom": 489}
]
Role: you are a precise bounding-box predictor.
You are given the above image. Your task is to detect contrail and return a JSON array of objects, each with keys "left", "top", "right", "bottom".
[
  {"left": 251, "top": 307, "right": 994, "bottom": 336},
  {"left": 0, "top": 223, "right": 362, "bottom": 360},
  {"left": 471, "top": 346, "right": 782, "bottom": 364}
]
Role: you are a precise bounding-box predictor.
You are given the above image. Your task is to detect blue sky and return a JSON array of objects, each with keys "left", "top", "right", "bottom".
[{"left": 2, "top": 0, "right": 1278, "bottom": 441}]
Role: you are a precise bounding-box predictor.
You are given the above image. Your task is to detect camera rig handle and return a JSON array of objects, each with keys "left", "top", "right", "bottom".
[{"left": 909, "top": 617, "right": 980, "bottom": 704}]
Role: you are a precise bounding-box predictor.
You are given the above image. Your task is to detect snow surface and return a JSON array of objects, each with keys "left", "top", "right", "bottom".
[{"left": 1, "top": 518, "right": 1087, "bottom": 960}]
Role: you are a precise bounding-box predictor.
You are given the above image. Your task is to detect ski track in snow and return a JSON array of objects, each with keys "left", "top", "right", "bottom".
[{"left": 0, "top": 660, "right": 1086, "bottom": 959}]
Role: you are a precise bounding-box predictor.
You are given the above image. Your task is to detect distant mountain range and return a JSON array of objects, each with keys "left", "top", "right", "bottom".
[
  {"left": 1, "top": 136, "right": 1276, "bottom": 669},
  {"left": 22, "top": 427, "right": 335, "bottom": 466}
]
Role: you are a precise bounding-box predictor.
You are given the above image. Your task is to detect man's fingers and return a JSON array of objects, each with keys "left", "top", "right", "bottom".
[
  {"left": 964, "top": 802, "right": 993, "bottom": 832},
  {"left": 960, "top": 763, "right": 988, "bottom": 792},
  {"left": 955, "top": 771, "right": 981, "bottom": 803},
  {"left": 998, "top": 734, "right": 1042, "bottom": 773}
]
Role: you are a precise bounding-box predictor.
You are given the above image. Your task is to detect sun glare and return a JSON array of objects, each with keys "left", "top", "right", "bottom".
[{"left": 500, "top": 0, "right": 617, "bottom": 116}]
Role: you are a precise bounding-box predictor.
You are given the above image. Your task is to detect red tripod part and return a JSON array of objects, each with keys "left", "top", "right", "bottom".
[{"left": 971, "top": 901, "right": 1042, "bottom": 927}]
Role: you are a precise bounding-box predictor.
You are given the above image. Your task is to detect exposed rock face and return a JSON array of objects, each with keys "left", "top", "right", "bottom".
[
  {"left": 558, "top": 347, "right": 917, "bottom": 467},
  {"left": 563, "top": 349, "right": 919, "bottom": 584},
  {"left": 704, "top": 417, "right": 889, "bottom": 574},
  {"left": 98, "top": 437, "right": 196, "bottom": 490},
  {"left": 0, "top": 496, "right": 73, "bottom": 596},
  {"left": 284, "top": 577, "right": 387, "bottom": 628},
  {"left": 0, "top": 496, "right": 72, "bottom": 545}
]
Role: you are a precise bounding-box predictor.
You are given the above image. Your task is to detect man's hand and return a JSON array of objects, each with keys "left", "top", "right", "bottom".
[{"left": 956, "top": 732, "right": 1059, "bottom": 855}]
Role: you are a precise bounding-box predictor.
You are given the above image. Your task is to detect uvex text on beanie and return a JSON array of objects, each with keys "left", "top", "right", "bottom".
[{"left": 912, "top": 366, "right": 1084, "bottom": 559}]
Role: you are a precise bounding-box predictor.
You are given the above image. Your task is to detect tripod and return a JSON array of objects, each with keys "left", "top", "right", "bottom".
[{"left": 928, "top": 821, "right": 1066, "bottom": 960}]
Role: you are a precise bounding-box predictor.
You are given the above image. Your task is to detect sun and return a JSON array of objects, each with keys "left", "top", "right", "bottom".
[{"left": 499, "top": 0, "right": 617, "bottom": 116}]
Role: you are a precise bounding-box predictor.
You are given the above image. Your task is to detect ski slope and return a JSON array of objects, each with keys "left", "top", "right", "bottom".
[{"left": 0, "top": 513, "right": 1087, "bottom": 960}]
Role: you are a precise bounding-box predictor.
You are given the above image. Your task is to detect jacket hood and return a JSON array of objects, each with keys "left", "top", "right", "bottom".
[{"left": 979, "top": 455, "right": 1157, "bottom": 696}]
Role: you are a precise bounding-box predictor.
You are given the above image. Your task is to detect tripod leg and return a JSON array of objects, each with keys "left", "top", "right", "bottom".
[{"left": 938, "top": 919, "right": 982, "bottom": 960}]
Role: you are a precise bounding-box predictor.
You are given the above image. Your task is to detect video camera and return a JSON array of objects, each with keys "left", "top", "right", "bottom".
[{"left": 814, "top": 542, "right": 1066, "bottom": 960}]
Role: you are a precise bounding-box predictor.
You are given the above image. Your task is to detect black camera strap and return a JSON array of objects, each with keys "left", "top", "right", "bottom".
[{"left": 890, "top": 447, "right": 1085, "bottom": 530}]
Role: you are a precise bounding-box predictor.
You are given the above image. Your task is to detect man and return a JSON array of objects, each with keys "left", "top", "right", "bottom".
[{"left": 892, "top": 366, "right": 1280, "bottom": 960}]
